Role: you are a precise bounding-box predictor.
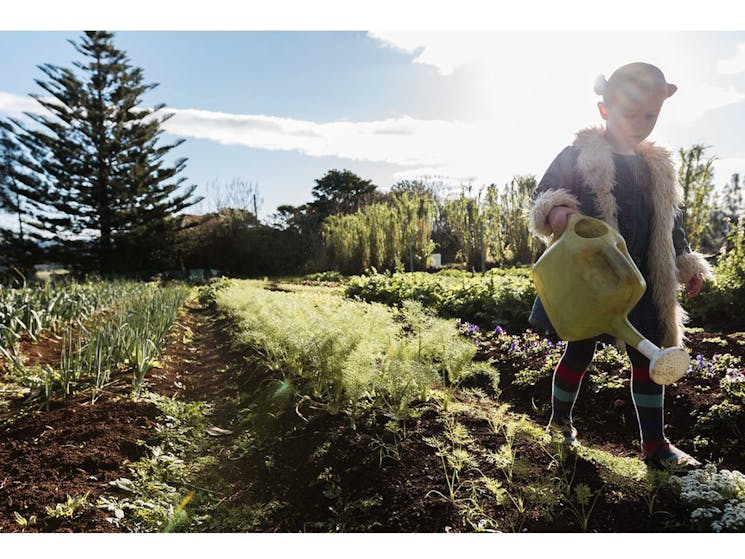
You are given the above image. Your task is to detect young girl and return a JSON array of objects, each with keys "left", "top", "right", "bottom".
[{"left": 527, "top": 62, "right": 712, "bottom": 469}]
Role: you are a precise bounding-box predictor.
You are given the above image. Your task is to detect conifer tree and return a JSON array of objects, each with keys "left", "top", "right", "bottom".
[
  {"left": 0, "top": 122, "right": 36, "bottom": 273},
  {"left": 6, "top": 31, "right": 201, "bottom": 274}
]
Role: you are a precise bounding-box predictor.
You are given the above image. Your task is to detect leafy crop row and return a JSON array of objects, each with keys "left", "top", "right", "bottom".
[
  {"left": 344, "top": 268, "right": 535, "bottom": 332},
  {"left": 213, "top": 279, "right": 498, "bottom": 423},
  {"left": 3, "top": 283, "right": 189, "bottom": 407},
  {"left": 0, "top": 281, "right": 141, "bottom": 363}
]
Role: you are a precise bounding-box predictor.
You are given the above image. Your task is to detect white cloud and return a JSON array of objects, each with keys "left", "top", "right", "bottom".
[
  {"left": 664, "top": 83, "right": 745, "bottom": 124},
  {"left": 0, "top": 91, "right": 509, "bottom": 186},
  {"left": 162, "top": 107, "right": 503, "bottom": 184},
  {"left": 717, "top": 42, "right": 745, "bottom": 74},
  {"left": 0, "top": 91, "right": 42, "bottom": 119},
  {"left": 367, "top": 31, "right": 488, "bottom": 75}
]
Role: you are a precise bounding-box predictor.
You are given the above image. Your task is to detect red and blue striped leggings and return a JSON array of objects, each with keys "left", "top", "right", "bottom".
[{"left": 550, "top": 337, "right": 667, "bottom": 455}]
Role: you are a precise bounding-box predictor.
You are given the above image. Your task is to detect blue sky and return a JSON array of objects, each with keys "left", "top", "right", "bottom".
[{"left": 2, "top": 4, "right": 745, "bottom": 225}]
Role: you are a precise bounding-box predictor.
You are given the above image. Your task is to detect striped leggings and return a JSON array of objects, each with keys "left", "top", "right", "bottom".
[{"left": 550, "top": 337, "right": 666, "bottom": 455}]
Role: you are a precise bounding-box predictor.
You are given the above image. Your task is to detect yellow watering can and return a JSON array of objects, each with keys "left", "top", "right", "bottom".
[{"left": 531, "top": 213, "right": 689, "bottom": 385}]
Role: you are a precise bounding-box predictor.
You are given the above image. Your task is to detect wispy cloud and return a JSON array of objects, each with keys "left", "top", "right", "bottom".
[
  {"left": 163, "top": 107, "right": 499, "bottom": 183},
  {"left": 0, "top": 90, "right": 43, "bottom": 118},
  {"left": 0, "top": 90, "right": 505, "bottom": 186},
  {"left": 367, "top": 31, "right": 487, "bottom": 75},
  {"left": 717, "top": 42, "right": 745, "bottom": 74}
]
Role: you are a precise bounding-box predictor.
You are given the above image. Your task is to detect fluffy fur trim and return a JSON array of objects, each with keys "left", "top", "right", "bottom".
[
  {"left": 574, "top": 128, "right": 619, "bottom": 230},
  {"left": 676, "top": 251, "right": 714, "bottom": 284},
  {"left": 528, "top": 188, "right": 581, "bottom": 244},
  {"left": 636, "top": 138, "right": 684, "bottom": 347}
]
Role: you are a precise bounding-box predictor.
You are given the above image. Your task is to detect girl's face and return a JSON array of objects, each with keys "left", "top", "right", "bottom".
[{"left": 598, "top": 92, "right": 667, "bottom": 153}]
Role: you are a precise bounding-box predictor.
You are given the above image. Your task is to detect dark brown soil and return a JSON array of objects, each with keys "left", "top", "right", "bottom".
[
  {"left": 484, "top": 330, "right": 745, "bottom": 470},
  {"left": 0, "top": 384, "right": 159, "bottom": 532},
  {"left": 2, "top": 299, "right": 743, "bottom": 533}
]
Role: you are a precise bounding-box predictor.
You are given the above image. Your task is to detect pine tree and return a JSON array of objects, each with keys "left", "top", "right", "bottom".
[
  {"left": 0, "top": 122, "right": 36, "bottom": 273},
  {"left": 6, "top": 31, "right": 201, "bottom": 274},
  {"left": 0, "top": 124, "right": 21, "bottom": 238}
]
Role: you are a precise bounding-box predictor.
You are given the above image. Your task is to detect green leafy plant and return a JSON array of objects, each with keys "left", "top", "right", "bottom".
[
  {"left": 345, "top": 268, "right": 536, "bottom": 332},
  {"left": 424, "top": 413, "right": 475, "bottom": 505},
  {"left": 214, "top": 280, "right": 494, "bottom": 425},
  {"left": 569, "top": 483, "right": 606, "bottom": 532},
  {"left": 13, "top": 511, "right": 37, "bottom": 530},
  {"left": 45, "top": 492, "right": 91, "bottom": 519}
]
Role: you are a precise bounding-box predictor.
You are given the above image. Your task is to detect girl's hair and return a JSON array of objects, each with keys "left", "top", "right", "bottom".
[{"left": 594, "top": 62, "right": 677, "bottom": 105}]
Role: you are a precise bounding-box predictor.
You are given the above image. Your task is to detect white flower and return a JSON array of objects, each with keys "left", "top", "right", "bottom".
[{"left": 671, "top": 465, "right": 745, "bottom": 532}]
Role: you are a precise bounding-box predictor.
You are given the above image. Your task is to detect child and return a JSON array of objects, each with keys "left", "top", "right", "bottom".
[{"left": 527, "top": 62, "right": 712, "bottom": 469}]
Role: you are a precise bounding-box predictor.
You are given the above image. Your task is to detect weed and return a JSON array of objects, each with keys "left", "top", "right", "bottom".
[
  {"left": 642, "top": 469, "right": 672, "bottom": 518},
  {"left": 569, "top": 483, "right": 606, "bottom": 532},
  {"left": 46, "top": 492, "right": 91, "bottom": 519},
  {"left": 13, "top": 511, "right": 37, "bottom": 531},
  {"left": 424, "top": 413, "right": 475, "bottom": 505}
]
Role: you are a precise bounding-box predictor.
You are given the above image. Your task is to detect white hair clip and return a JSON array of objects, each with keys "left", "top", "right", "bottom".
[{"left": 594, "top": 74, "right": 608, "bottom": 96}]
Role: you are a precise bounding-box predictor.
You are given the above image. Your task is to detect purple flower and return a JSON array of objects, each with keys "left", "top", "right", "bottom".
[
  {"left": 494, "top": 325, "right": 505, "bottom": 335},
  {"left": 467, "top": 323, "right": 480, "bottom": 334}
]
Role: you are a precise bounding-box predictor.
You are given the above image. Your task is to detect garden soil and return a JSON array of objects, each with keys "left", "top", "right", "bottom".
[{"left": 1, "top": 301, "right": 743, "bottom": 532}]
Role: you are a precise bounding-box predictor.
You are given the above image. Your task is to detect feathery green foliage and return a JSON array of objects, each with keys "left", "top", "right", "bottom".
[
  {"left": 214, "top": 280, "right": 493, "bottom": 421},
  {"left": 678, "top": 144, "right": 716, "bottom": 253},
  {"left": 322, "top": 191, "right": 435, "bottom": 274}
]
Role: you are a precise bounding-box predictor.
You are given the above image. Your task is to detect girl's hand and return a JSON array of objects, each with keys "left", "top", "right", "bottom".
[
  {"left": 685, "top": 274, "right": 703, "bottom": 299},
  {"left": 547, "top": 206, "right": 580, "bottom": 235}
]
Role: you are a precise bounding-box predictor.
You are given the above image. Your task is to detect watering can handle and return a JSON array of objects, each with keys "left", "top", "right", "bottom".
[
  {"left": 564, "top": 214, "right": 628, "bottom": 281},
  {"left": 598, "top": 241, "right": 629, "bottom": 283},
  {"left": 550, "top": 212, "right": 583, "bottom": 245}
]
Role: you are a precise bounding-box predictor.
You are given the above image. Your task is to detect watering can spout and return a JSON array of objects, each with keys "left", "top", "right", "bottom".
[{"left": 532, "top": 213, "right": 689, "bottom": 385}]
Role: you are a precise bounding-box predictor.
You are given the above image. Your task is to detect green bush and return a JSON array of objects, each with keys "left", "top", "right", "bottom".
[
  {"left": 345, "top": 268, "right": 535, "bottom": 332},
  {"left": 683, "top": 217, "right": 745, "bottom": 331}
]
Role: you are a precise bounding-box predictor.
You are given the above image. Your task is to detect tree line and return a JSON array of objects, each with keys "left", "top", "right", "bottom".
[{"left": 1, "top": 31, "right": 742, "bottom": 281}]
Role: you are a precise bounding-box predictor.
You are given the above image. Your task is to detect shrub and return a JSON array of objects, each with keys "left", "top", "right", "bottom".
[
  {"left": 683, "top": 217, "right": 745, "bottom": 331},
  {"left": 345, "top": 268, "right": 536, "bottom": 332}
]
